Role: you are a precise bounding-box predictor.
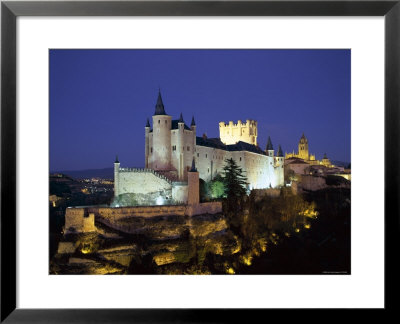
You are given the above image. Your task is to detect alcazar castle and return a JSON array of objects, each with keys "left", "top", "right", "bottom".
[{"left": 113, "top": 91, "right": 284, "bottom": 206}]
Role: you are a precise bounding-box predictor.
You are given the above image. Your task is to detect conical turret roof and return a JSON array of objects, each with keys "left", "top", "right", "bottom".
[
  {"left": 191, "top": 115, "right": 196, "bottom": 126},
  {"left": 145, "top": 118, "right": 150, "bottom": 127},
  {"left": 115, "top": 155, "right": 119, "bottom": 163},
  {"left": 266, "top": 136, "right": 273, "bottom": 151},
  {"left": 154, "top": 90, "right": 167, "bottom": 115},
  {"left": 178, "top": 112, "right": 184, "bottom": 123},
  {"left": 277, "top": 145, "right": 283, "bottom": 157},
  {"left": 190, "top": 158, "right": 197, "bottom": 172}
]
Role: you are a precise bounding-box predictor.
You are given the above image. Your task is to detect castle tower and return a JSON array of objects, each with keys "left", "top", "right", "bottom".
[
  {"left": 275, "top": 145, "right": 285, "bottom": 187},
  {"left": 219, "top": 119, "right": 258, "bottom": 145},
  {"left": 187, "top": 158, "right": 199, "bottom": 205},
  {"left": 191, "top": 115, "right": 196, "bottom": 135},
  {"left": 191, "top": 115, "right": 197, "bottom": 172},
  {"left": 266, "top": 136, "right": 274, "bottom": 157},
  {"left": 145, "top": 118, "right": 150, "bottom": 168},
  {"left": 114, "top": 155, "right": 120, "bottom": 197},
  {"left": 150, "top": 90, "right": 172, "bottom": 170},
  {"left": 298, "top": 133, "right": 309, "bottom": 160},
  {"left": 177, "top": 113, "right": 185, "bottom": 180}
]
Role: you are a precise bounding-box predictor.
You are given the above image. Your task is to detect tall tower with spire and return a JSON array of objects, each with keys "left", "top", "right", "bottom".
[
  {"left": 149, "top": 90, "right": 172, "bottom": 170},
  {"left": 298, "top": 133, "right": 309, "bottom": 160}
]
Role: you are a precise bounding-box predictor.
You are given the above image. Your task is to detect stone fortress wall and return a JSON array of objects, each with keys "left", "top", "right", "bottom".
[
  {"left": 65, "top": 202, "right": 223, "bottom": 233},
  {"left": 117, "top": 167, "right": 173, "bottom": 195},
  {"left": 64, "top": 208, "right": 96, "bottom": 234},
  {"left": 219, "top": 119, "right": 258, "bottom": 146}
]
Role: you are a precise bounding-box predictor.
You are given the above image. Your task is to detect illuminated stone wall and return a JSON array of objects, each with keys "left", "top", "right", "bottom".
[
  {"left": 64, "top": 208, "right": 96, "bottom": 233},
  {"left": 172, "top": 183, "right": 188, "bottom": 203},
  {"left": 194, "top": 145, "right": 284, "bottom": 189},
  {"left": 187, "top": 171, "right": 199, "bottom": 205},
  {"left": 219, "top": 120, "right": 258, "bottom": 145},
  {"left": 170, "top": 126, "right": 196, "bottom": 181},
  {"left": 117, "top": 168, "right": 172, "bottom": 196},
  {"left": 149, "top": 115, "right": 172, "bottom": 170},
  {"left": 185, "top": 201, "right": 222, "bottom": 217},
  {"left": 195, "top": 145, "right": 226, "bottom": 182}
]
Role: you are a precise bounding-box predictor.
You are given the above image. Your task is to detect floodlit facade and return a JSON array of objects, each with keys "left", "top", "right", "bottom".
[{"left": 114, "top": 91, "right": 285, "bottom": 204}]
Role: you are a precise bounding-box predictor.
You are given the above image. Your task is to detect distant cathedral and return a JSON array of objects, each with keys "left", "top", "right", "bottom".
[
  {"left": 285, "top": 133, "right": 332, "bottom": 167},
  {"left": 113, "top": 91, "right": 285, "bottom": 205}
]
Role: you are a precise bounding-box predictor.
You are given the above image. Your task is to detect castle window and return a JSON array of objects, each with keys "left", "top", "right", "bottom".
[
  {"left": 197, "top": 153, "right": 199, "bottom": 157},
  {"left": 158, "top": 120, "right": 160, "bottom": 124},
  {"left": 208, "top": 168, "right": 210, "bottom": 173},
  {"left": 187, "top": 146, "right": 190, "bottom": 151},
  {"left": 206, "top": 154, "right": 208, "bottom": 158},
  {"left": 165, "top": 120, "right": 167, "bottom": 124},
  {"left": 240, "top": 157, "right": 242, "bottom": 161},
  {"left": 151, "top": 147, "right": 153, "bottom": 153}
]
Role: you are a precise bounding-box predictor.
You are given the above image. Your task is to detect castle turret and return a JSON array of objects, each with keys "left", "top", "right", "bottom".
[
  {"left": 266, "top": 136, "right": 274, "bottom": 157},
  {"left": 114, "top": 155, "right": 120, "bottom": 197},
  {"left": 151, "top": 90, "right": 172, "bottom": 170},
  {"left": 274, "top": 145, "right": 285, "bottom": 187},
  {"left": 177, "top": 113, "right": 185, "bottom": 180},
  {"left": 145, "top": 118, "right": 150, "bottom": 168},
  {"left": 188, "top": 158, "right": 199, "bottom": 205},
  {"left": 191, "top": 115, "right": 197, "bottom": 172}
]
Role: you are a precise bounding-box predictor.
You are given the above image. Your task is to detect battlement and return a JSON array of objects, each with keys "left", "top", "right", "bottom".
[
  {"left": 219, "top": 119, "right": 257, "bottom": 128},
  {"left": 219, "top": 119, "right": 258, "bottom": 146},
  {"left": 119, "top": 167, "right": 173, "bottom": 184}
]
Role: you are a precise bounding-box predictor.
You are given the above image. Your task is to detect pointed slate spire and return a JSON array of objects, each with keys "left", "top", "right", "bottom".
[
  {"left": 323, "top": 153, "right": 328, "bottom": 159},
  {"left": 178, "top": 112, "right": 184, "bottom": 123},
  {"left": 277, "top": 145, "right": 283, "bottom": 157},
  {"left": 191, "top": 115, "right": 196, "bottom": 126},
  {"left": 190, "top": 157, "right": 197, "bottom": 172},
  {"left": 145, "top": 118, "right": 150, "bottom": 127},
  {"left": 266, "top": 136, "right": 273, "bottom": 151},
  {"left": 115, "top": 155, "right": 119, "bottom": 163},
  {"left": 154, "top": 89, "right": 166, "bottom": 115}
]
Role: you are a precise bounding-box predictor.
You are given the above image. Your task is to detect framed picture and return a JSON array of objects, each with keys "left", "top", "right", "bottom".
[{"left": 1, "top": 0, "right": 398, "bottom": 322}]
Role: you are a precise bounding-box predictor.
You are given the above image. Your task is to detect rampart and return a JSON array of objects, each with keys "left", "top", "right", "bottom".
[
  {"left": 64, "top": 202, "right": 223, "bottom": 233},
  {"left": 64, "top": 208, "right": 96, "bottom": 234}
]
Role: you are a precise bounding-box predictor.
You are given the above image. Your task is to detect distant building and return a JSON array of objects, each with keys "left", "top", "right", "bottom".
[{"left": 285, "top": 133, "right": 332, "bottom": 167}]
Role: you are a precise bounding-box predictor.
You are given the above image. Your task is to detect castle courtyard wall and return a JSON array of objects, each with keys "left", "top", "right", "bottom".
[
  {"left": 172, "top": 183, "right": 188, "bottom": 203},
  {"left": 117, "top": 170, "right": 172, "bottom": 195}
]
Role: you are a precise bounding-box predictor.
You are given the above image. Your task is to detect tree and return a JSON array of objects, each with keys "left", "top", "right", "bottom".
[
  {"left": 222, "top": 158, "right": 248, "bottom": 212},
  {"left": 209, "top": 174, "right": 225, "bottom": 199}
]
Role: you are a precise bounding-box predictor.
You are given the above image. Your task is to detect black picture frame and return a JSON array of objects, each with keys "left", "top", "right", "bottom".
[{"left": 1, "top": 0, "right": 399, "bottom": 322}]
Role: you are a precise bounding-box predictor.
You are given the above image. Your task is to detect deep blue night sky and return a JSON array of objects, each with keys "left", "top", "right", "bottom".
[{"left": 50, "top": 49, "right": 350, "bottom": 171}]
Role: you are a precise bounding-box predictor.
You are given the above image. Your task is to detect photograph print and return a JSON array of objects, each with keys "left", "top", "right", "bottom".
[{"left": 49, "top": 49, "right": 351, "bottom": 275}]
